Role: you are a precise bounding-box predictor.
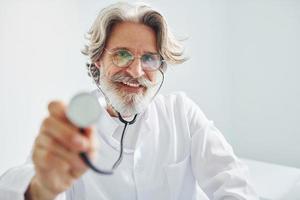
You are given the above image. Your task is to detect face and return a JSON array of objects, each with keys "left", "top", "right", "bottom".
[{"left": 95, "top": 22, "right": 162, "bottom": 116}]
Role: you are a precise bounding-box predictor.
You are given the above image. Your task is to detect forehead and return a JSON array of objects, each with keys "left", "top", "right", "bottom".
[{"left": 105, "top": 22, "right": 158, "bottom": 53}]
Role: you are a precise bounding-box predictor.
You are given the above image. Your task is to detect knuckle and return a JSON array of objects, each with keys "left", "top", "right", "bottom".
[
  {"left": 70, "top": 157, "right": 82, "bottom": 169},
  {"left": 32, "top": 149, "right": 38, "bottom": 164},
  {"left": 58, "top": 133, "right": 73, "bottom": 148},
  {"left": 62, "top": 131, "right": 73, "bottom": 141},
  {"left": 48, "top": 101, "right": 59, "bottom": 111},
  {"left": 32, "top": 144, "right": 41, "bottom": 159},
  {"left": 70, "top": 170, "right": 82, "bottom": 179},
  {"left": 33, "top": 135, "right": 41, "bottom": 146},
  {"left": 47, "top": 134, "right": 55, "bottom": 144},
  {"left": 51, "top": 182, "right": 63, "bottom": 194},
  {"left": 60, "top": 161, "right": 70, "bottom": 171},
  {"left": 33, "top": 150, "right": 48, "bottom": 169},
  {"left": 42, "top": 117, "right": 52, "bottom": 129},
  {"left": 62, "top": 178, "right": 73, "bottom": 190},
  {"left": 43, "top": 150, "right": 53, "bottom": 163},
  {"left": 48, "top": 100, "right": 66, "bottom": 117},
  {"left": 45, "top": 137, "right": 56, "bottom": 151}
]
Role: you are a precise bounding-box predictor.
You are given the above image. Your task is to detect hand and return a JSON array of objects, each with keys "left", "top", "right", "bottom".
[{"left": 25, "top": 101, "right": 96, "bottom": 200}]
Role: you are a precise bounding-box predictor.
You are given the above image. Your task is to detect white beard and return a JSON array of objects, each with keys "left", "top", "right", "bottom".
[{"left": 99, "top": 67, "right": 160, "bottom": 117}]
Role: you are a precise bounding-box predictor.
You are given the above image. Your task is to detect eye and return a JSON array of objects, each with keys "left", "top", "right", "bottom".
[
  {"left": 116, "top": 50, "right": 132, "bottom": 59},
  {"left": 112, "top": 50, "right": 133, "bottom": 67},
  {"left": 141, "top": 54, "right": 162, "bottom": 70},
  {"left": 142, "top": 54, "right": 155, "bottom": 63}
]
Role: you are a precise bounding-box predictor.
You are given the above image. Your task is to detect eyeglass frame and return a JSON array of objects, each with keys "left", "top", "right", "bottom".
[{"left": 103, "top": 48, "right": 165, "bottom": 71}]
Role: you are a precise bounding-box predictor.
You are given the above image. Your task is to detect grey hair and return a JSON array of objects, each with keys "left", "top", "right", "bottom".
[{"left": 82, "top": 2, "right": 187, "bottom": 82}]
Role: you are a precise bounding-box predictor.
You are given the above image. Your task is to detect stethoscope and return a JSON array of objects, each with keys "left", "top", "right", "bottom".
[{"left": 66, "top": 63, "right": 165, "bottom": 175}]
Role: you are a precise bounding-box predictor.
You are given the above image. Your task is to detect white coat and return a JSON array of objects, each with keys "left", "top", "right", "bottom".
[{"left": 0, "top": 91, "right": 258, "bottom": 200}]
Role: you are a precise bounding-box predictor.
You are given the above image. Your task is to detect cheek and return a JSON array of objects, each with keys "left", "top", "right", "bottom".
[
  {"left": 105, "top": 66, "right": 122, "bottom": 79},
  {"left": 100, "top": 56, "right": 121, "bottom": 77},
  {"left": 146, "top": 71, "right": 159, "bottom": 83}
]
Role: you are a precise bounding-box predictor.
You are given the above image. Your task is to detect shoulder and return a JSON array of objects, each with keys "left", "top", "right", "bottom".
[
  {"left": 153, "top": 91, "right": 203, "bottom": 115},
  {"left": 153, "top": 91, "right": 192, "bottom": 109},
  {"left": 152, "top": 91, "right": 210, "bottom": 134}
]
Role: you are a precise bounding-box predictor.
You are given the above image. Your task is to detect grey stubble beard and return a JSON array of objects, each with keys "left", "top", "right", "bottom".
[{"left": 98, "top": 67, "right": 159, "bottom": 116}]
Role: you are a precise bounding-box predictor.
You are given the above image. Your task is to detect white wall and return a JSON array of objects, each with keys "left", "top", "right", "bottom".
[
  {"left": 228, "top": 1, "right": 300, "bottom": 167},
  {"left": 0, "top": 0, "right": 93, "bottom": 174},
  {"left": 0, "top": 0, "right": 299, "bottom": 174}
]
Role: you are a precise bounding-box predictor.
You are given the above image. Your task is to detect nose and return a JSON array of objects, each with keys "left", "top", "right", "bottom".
[{"left": 125, "top": 58, "right": 145, "bottom": 78}]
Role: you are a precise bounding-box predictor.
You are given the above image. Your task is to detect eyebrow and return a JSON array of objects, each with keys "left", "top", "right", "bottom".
[{"left": 110, "top": 46, "right": 158, "bottom": 54}]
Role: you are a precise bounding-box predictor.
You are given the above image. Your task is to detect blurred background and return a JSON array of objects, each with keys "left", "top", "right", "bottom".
[{"left": 0, "top": 0, "right": 299, "bottom": 195}]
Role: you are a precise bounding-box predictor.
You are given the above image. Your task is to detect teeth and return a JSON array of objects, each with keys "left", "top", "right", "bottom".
[{"left": 122, "top": 81, "right": 140, "bottom": 87}]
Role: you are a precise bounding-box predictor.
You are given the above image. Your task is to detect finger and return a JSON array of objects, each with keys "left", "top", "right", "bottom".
[
  {"left": 35, "top": 133, "right": 87, "bottom": 172},
  {"left": 33, "top": 146, "right": 70, "bottom": 172},
  {"left": 86, "top": 126, "right": 98, "bottom": 160},
  {"left": 78, "top": 126, "right": 98, "bottom": 159},
  {"left": 48, "top": 101, "right": 69, "bottom": 123},
  {"left": 41, "top": 116, "right": 90, "bottom": 152},
  {"left": 80, "top": 126, "right": 95, "bottom": 143},
  {"left": 35, "top": 151, "right": 75, "bottom": 193},
  {"left": 69, "top": 168, "right": 85, "bottom": 179}
]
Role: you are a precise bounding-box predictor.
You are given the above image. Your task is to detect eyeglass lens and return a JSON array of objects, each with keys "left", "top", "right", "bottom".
[{"left": 111, "top": 49, "right": 162, "bottom": 70}]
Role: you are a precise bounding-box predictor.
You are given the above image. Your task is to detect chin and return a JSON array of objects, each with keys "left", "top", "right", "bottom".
[
  {"left": 99, "top": 75, "right": 156, "bottom": 116},
  {"left": 109, "top": 86, "right": 155, "bottom": 116}
]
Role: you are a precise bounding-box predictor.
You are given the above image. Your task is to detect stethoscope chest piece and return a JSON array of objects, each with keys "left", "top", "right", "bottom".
[
  {"left": 66, "top": 92, "right": 138, "bottom": 175},
  {"left": 67, "top": 92, "right": 102, "bottom": 128}
]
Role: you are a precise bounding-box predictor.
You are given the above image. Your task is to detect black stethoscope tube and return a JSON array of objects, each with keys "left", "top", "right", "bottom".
[
  {"left": 81, "top": 68, "right": 164, "bottom": 175},
  {"left": 79, "top": 114, "right": 137, "bottom": 175}
]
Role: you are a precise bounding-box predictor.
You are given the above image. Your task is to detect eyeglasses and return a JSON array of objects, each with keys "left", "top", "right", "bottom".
[{"left": 104, "top": 48, "right": 164, "bottom": 71}]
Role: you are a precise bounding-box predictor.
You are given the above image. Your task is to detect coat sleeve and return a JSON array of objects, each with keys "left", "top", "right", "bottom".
[
  {"left": 179, "top": 93, "right": 259, "bottom": 200},
  {"left": 0, "top": 157, "right": 66, "bottom": 200}
]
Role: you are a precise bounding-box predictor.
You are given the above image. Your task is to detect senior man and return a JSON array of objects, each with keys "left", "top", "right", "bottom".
[{"left": 0, "top": 2, "right": 258, "bottom": 200}]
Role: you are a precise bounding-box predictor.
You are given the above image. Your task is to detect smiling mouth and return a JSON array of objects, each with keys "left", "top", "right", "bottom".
[
  {"left": 122, "top": 81, "right": 140, "bottom": 87},
  {"left": 115, "top": 81, "right": 145, "bottom": 93}
]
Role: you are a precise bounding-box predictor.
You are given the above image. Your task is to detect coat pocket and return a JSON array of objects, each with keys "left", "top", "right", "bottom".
[{"left": 164, "top": 155, "right": 190, "bottom": 200}]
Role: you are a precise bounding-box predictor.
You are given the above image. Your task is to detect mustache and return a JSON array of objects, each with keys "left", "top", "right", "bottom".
[{"left": 110, "top": 72, "right": 155, "bottom": 88}]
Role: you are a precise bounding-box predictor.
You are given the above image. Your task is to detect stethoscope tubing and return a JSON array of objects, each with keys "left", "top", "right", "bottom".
[
  {"left": 79, "top": 113, "right": 137, "bottom": 175},
  {"left": 81, "top": 65, "right": 165, "bottom": 175}
]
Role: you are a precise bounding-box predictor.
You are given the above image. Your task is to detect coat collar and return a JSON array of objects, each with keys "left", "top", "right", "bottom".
[{"left": 90, "top": 89, "right": 152, "bottom": 153}]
